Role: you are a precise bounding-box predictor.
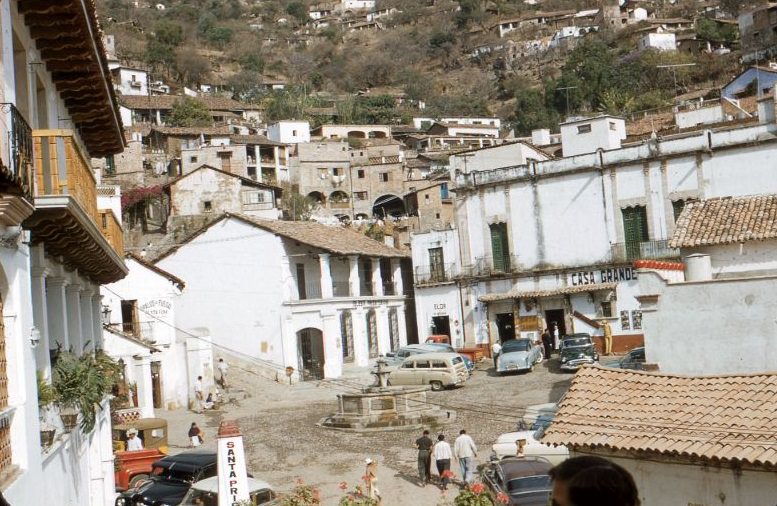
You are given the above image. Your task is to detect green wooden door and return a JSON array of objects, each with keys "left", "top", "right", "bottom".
[
  {"left": 622, "top": 206, "right": 648, "bottom": 260},
  {"left": 490, "top": 223, "right": 510, "bottom": 272}
]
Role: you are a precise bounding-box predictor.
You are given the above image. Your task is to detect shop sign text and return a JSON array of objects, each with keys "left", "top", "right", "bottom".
[{"left": 569, "top": 267, "right": 637, "bottom": 286}]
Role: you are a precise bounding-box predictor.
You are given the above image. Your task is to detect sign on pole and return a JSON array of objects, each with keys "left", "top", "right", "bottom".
[{"left": 217, "top": 420, "right": 250, "bottom": 506}]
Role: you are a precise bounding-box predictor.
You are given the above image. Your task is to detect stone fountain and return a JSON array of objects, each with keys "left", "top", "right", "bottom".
[{"left": 318, "top": 359, "right": 456, "bottom": 432}]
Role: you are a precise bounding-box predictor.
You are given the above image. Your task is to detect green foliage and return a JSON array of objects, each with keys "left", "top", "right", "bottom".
[
  {"left": 53, "top": 351, "right": 122, "bottom": 432},
  {"left": 154, "top": 20, "right": 184, "bottom": 46},
  {"left": 453, "top": 483, "right": 496, "bottom": 506},
  {"left": 239, "top": 53, "right": 265, "bottom": 73},
  {"left": 695, "top": 18, "right": 739, "bottom": 43},
  {"left": 279, "top": 481, "right": 320, "bottom": 505},
  {"left": 37, "top": 370, "right": 56, "bottom": 408},
  {"left": 168, "top": 98, "right": 213, "bottom": 127},
  {"left": 286, "top": 1, "right": 308, "bottom": 21},
  {"left": 455, "top": 0, "right": 487, "bottom": 28},
  {"left": 281, "top": 183, "right": 317, "bottom": 221},
  {"left": 429, "top": 30, "right": 455, "bottom": 48},
  {"left": 145, "top": 39, "right": 175, "bottom": 68},
  {"left": 511, "top": 86, "right": 560, "bottom": 135}
]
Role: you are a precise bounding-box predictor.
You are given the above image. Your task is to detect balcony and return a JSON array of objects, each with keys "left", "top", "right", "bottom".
[
  {"left": 332, "top": 281, "right": 350, "bottom": 297},
  {"left": 0, "top": 103, "right": 35, "bottom": 224},
  {"left": 23, "top": 130, "right": 127, "bottom": 283},
  {"left": 610, "top": 240, "right": 680, "bottom": 263},
  {"left": 100, "top": 210, "right": 125, "bottom": 256},
  {"left": 415, "top": 263, "right": 457, "bottom": 284},
  {"left": 463, "top": 254, "right": 520, "bottom": 277}
]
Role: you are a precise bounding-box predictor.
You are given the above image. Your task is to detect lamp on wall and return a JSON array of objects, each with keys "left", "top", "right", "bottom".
[
  {"left": 101, "top": 305, "right": 112, "bottom": 325},
  {"left": 29, "top": 327, "right": 41, "bottom": 348}
]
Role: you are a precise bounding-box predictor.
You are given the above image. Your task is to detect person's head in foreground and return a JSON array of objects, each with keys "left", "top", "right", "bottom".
[{"left": 549, "top": 456, "right": 640, "bottom": 506}]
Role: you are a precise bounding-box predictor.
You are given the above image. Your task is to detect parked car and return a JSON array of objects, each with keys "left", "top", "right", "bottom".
[
  {"left": 491, "top": 425, "right": 569, "bottom": 464},
  {"left": 517, "top": 402, "right": 558, "bottom": 431},
  {"left": 113, "top": 418, "right": 170, "bottom": 492},
  {"left": 482, "top": 456, "right": 553, "bottom": 506},
  {"left": 602, "top": 346, "right": 646, "bottom": 370},
  {"left": 180, "top": 476, "right": 278, "bottom": 506},
  {"left": 496, "top": 339, "right": 543, "bottom": 374},
  {"left": 559, "top": 334, "right": 599, "bottom": 372},
  {"left": 386, "top": 344, "right": 474, "bottom": 373},
  {"left": 115, "top": 449, "right": 217, "bottom": 506},
  {"left": 387, "top": 352, "right": 469, "bottom": 391},
  {"left": 425, "top": 334, "right": 450, "bottom": 344}
]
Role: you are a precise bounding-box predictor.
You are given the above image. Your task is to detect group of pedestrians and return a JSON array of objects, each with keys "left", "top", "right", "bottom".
[{"left": 414, "top": 429, "right": 478, "bottom": 490}]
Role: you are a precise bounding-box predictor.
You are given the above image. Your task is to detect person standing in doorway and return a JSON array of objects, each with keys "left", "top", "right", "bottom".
[
  {"left": 454, "top": 429, "right": 478, "bottom": 484},
  {"left": 432, "top": 434, "right": 453, "bottom": 490},
  {"left": 217, "top": 358, "right": 229, "bottom": 389},
  {"left": 193, "top": 376, "right": 204, "bottom": 413},
  {"left": 602, "top": 321, "right": 613, "bottom": 356},
  {"left": 491, "top": 340, "right": 502, "bottom": 369},
  {"left": 415, "top": 429, "right": 433, "bottom": 486},
  {"left": 541, "top": 329, "right": 553, "bottom": 359},
  {"left": 365, "top": 458, "right": 381, "bottom": 503},
  {"left": 188, "top": 422, "right": 203, "bottom": 447},
  {"left": 552, "top": 322, "right": 560, "bottom": 351}
]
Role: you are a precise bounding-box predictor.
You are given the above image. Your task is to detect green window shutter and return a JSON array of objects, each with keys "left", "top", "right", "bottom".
[
  {"left": 490, "top": 223, "right": 510, "bottom": 271},
  {"left": 622, "top": 206, "right": 648, "bottom": 260}
]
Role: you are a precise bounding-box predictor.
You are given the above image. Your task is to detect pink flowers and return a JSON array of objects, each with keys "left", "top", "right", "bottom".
[
  {"left": 470, "top": 482, "right": 486, "bottom": 494},
  {"left": 496, "top": 491, "right": 510, "bottom": 504},
  {"left": 339, "top": 481, "right": 348, "bottom": 491},
  {"left": 441, "top": 469, "right": 455, "bottom": 478}
]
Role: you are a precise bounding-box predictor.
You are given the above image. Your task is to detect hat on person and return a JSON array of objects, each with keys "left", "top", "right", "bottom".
[
  {"left": 365, "top": 458, "right": 373, "bottom": 464},
  {"left": 127, "top": 428, "right": 138, "bottom": 436}
]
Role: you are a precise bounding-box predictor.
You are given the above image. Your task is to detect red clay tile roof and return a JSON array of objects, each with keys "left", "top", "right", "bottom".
[
  {"left": 479, "top": 283, "right": 617, "bottom": 302},
  {"left": 543, "top": 365, "right": 777, "bottom": 468},
  {"left": 669, "top": 194, "right": 777, "bottom": 248},
  {"left": 118, "top": 94, "right": 246, "bottom": 111}
]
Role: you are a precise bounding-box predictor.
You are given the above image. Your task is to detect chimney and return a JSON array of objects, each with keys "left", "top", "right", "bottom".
[{"left": 684, "top": 253, "right": 712, "bottom": 281}]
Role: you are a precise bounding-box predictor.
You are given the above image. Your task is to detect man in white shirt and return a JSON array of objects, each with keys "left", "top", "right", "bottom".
[
  {"left": 492, "top": 341, "right": 502, "bottom": 369},
  {"left": 217, "top": 358, "right": 229, "bottom": 388},
  {"left": 432, "top": 434, "right": 453, "bottom": 490},
  {"left": 126, "top": 428, "right": 143, "bottom": 451},
  {"left": 454, "top": 429, "right": 478, "bottom": 484},
  {"left": 193, "top": 375, "right": 204, "bottom": 413}
]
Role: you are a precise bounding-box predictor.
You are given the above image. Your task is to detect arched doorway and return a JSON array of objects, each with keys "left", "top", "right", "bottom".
[
  {"left": 372, "top": 194, "right": 405, "bottom": 218},
  {"left": 297, "top": 328, "right": 325, "bottom": 380},
  {"left": 307, "top": 191, "right": 326, "bottom": 206},
  {"left": 366, "top": 309, "right": 378, "bottom": 358}
]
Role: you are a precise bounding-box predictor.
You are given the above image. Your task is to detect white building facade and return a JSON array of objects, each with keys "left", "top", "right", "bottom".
[
  {"left": 267, "top": 120, "right": 311, "bottom": 144},
  {"left": 156, "top": 215, "right": 410, "bottom": 381}
]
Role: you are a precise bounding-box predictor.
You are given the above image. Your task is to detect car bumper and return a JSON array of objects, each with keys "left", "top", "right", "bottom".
[
  {"left": 497, "top": 363, "right": 531, "bottom": 373},
  {"left": 560, "top": 359, "right": 596, "bottom": 371}
]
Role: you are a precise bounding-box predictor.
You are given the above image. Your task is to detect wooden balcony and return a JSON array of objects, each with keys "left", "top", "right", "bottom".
[{"left": 23, "top": 130, "right": 127, "bottom": 283}]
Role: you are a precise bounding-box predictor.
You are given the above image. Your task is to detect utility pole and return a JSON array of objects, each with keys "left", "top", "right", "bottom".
[
  {"left": 556, "top": 86, "right": 578, "bottom": 119},
  {"left": 656, "top": 63, "right": 696, "bottom": 97}
]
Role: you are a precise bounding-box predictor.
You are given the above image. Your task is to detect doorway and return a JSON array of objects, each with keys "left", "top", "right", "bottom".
[
  {"left": 544, "top": 309, "right": 567, "bottom": 342},
  {"left": 431, "top": 315, "right": 451, "bottom": 338},
  {"left": 150, "top": 361, "right": 162, "bottom": 409},
  {"left": 297, "top": 328, "right": 325, "bottom": 380},
  {"left": 495, "top": 313, "right": 515, "bottom": 343}
]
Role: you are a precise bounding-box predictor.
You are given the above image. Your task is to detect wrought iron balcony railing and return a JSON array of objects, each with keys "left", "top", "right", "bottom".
[
  {"left": 0, "top": 103, "right": 34, "bottom": 202},
  {"left": 415, "top": 263, "right": 457, "bottom": 284},
  {"left": 610, "top": 240, "right": 680, "bottom": 263}
]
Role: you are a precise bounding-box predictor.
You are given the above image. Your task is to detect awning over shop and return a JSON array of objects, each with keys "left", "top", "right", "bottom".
[{"left": 479, "top": 283, "right": 618, "bottom": 303}]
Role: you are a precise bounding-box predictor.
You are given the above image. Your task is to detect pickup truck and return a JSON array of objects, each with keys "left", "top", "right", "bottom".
[{"left": 115, "top": 449, "right": 167, "bottom": 491}]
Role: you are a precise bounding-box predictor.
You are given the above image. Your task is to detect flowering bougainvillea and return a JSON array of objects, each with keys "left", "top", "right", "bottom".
[{"left": 453, "top": 482, "right": 495, "bottom": 506}]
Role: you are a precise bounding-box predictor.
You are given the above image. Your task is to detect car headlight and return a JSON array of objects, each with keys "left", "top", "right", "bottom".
[{"left": 561, "top": 356, "right": 568, "bottom": 363}]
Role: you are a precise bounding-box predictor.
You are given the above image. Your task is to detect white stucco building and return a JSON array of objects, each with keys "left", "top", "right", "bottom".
[
  {"left": 267, "top": 120, "right": 311, "bottom": 145},
  {"left": 0, "top": 1, "right": 128, "bottom": 504},
  {"left": 638, "top": 31, "right": 676, "bottom": 51},
  {"left": 111, "top": 65, "right": 149, "bottom": 96},
  {"left": 156, "top": 215, "right": 411, "bottom": 381}
]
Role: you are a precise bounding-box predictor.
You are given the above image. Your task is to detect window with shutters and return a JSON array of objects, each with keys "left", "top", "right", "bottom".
[
  {"left": 622, "top": 206, "right": 649, "bottom": 261},
  {"left": 489, "top": 222, "right": 511, "bottom": 272},
  {"left": 428, "top": 247, "right": 445, "bottom": 281}
]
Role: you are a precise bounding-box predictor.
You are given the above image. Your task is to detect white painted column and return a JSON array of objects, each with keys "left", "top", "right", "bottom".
[
  {"left": 134, "top": 356, "right": 155, "bottom": 418},
  {"left": 371, "top": 258, "right": 384, "bottom": 297},
  {"left": 80, "top": 287, "right": 95, "bottom": 352},
  {"left": 66, "top": 284, "right": 83, "bottom": 353},
  {"left": 351, "top": 308, "right": 369, "bottom": 367},
  {"left": 319, "top": 253, "right": 333, "bottom": 299},
  {"left": 396, "top": 305, "right": 409, "bottom": 348},
  {"left": 321, "top": 309, "right": 342, "bottom": 378},
  {"left": 376, "top": 306, "right": 392, "bottom": 356},
  {"left": 91, "top": 294, "right": 103, "bottom": 350},
  {"left": 280, "top": 256, "right": 294, "bottom": 302},
  {"left": 391, "top": 258, "right": 404, "bottom": 296},
  {"left": 31, "top": 266, "right": 51, "bottom": 374},
  {"left": 348, "top": 255, "right": 361, "bottom": 297},
  {"left": 46, "top": 276, "right": 70, "bottom": 352},
  {"left": 273, "top": 146, "right": 281, "bottom": 181}
]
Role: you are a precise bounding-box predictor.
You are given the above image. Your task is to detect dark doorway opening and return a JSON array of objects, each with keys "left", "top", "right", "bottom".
[
  {"left": 544, "top": 309, "right": 567, "bottom": 341},
  {"left": 151, "top": 361, "right": 162, "bottom": 409},
  {"left": 495, "top": 313, "right": 515, "bottom": 343},
  {"left": 297, "top": 328, "right": 325, "bottom": 380},
  {"left": 431, "top": 315, "right": 451, "bottom": 338}
]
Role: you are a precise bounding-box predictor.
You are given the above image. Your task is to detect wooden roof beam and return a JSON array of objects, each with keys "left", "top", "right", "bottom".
[{"left": 18, "top": 1, "right": 78, "bottom": 16}]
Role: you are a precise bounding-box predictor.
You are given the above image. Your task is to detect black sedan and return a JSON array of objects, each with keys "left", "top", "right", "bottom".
[
  {"left": 482, "top": 456, "right": 553, "bottom": 506},
  {"left": 603, "top": 346, "right": 646, "bottom": 370},
  {"left": 559, "top": 334, "right": 599, "bottom": 372},
  {"left": 115, "top": 449, "right": 217, "bottom": 506}
]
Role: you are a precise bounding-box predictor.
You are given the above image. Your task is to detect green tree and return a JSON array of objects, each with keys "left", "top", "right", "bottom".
[
  {"left": 239, "top": 53, "right": 265, "bottom": 72},
  {"left": 154, "top": 20, "right": 184, "bottom": 46},
  {"left": 512, "top": 86, "right": 559, "bottom": 135},
  {"left": 286, "top": 1, "right": 308, "bottom": 21},
  {"left": 145, "top": 40, "right": 175, "bottom": 70},
  {"left": 168, "top": 98, "right": 212, "bottom": 127}
]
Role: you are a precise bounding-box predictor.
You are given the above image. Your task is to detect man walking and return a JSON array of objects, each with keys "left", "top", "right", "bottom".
[
  {"left": 217, "top": 358, "right": 229, "bottom": 388},
  {"left": 193, "top": 375, "right": 204, "bottom": 413},
  {"left": 415, "top": 429, "right": 433, "bottom": 486},
  {"left": 541, "top": 329, "right": 553, "bottom": 359},
  {"left": 432, "top": 434, "right": 453, "bottom": 490},
  {"left": 454, "top": 429, "right": 478, "bottom": 484},
  {"left": 491, "top": 340, "right": 502, "bottom": 369}
]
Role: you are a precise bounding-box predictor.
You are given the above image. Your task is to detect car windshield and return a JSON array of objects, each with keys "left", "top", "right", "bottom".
[
  {"left": 152, "top": 465, "right": 196, "bottom": 483},
  {"left": 563, "top": 337, "right": 591, "bottom": 348},
  {"left": 502, "top": 340, "right": 531, "bottom": 353},
  {"left": 507, "top": 475, "right": 551, "bottom": 493}
]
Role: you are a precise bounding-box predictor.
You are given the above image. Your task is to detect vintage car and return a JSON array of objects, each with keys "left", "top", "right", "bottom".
[
  {"left": 559, "top": 334, "right": 599, "bottom": 372},
  {"left": 496, "top": 339, "right": 543, "bottom": 374},
  {"left": 113, "top": 418, "right": 169, "bottom": 492},
  {"left": 491, "top": 424, "right": 569, "bottom": 464},
  {"left": 180, "top": 476, "right": 278, "bottom": 506},
  {"left": 385, "top": 344, "right": 474, "bottom": 373},
  {"left": 482, "top": 456, "right": 553, "bottom": 506},
  {"left": 387, "top": 352, "right": 469, "bottom": 390},
  {"left": 115, "top": 449, "right": 217, "bottom": 506},
  {"left": 603, "top": 346, "right": 646, "bottom": 370}
]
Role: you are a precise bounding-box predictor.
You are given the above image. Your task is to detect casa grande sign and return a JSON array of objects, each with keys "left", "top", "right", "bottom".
[{"left": 569, "top": 266, "right": 637, "bottom": 287}]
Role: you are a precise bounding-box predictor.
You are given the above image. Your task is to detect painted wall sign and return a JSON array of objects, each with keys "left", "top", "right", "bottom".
[
  {"left": 139, "top": 298, "right": 172, "bottom": 317},
  {"left": 433, "top": 303, "right": 447, "bottom": 315},
  {"left": 217, "top": 424, "right": 250, "bottom": 506},
  {"left": 569, "top": 267, "right": 637, "bottom": 287}
]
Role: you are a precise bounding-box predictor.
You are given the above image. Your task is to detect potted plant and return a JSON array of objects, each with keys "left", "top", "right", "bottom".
[
  {"left": 37, "top": 371, "right": 57, "bottom": 447},
  {"left": 52, "top": 350, "right": 122, "bottom": 433}
]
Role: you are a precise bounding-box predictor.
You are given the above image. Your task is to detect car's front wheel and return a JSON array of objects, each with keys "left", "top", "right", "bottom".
[
  {"left": 128, "top": 474, "right": 149, "bottom": 488},
  {"left": 430, "top": 380, "right": 443, "bottom": 391}
]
